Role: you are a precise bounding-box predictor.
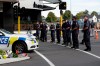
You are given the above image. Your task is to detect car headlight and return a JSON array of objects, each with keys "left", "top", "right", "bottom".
[{"left": 27, "top": 38, "right": 33, "bottom": 41}]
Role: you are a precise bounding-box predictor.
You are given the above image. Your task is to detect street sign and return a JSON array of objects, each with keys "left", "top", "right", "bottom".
[{"left": 59, "top": 2, "right": 66, "bottom": 10}]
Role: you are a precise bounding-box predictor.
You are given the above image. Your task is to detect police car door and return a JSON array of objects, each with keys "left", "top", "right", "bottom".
[{"left": 0, "top": 32, "right": 9, "bottom": 50}]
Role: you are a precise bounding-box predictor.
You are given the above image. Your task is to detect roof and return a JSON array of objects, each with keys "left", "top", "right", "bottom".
[
  {"left": 80, "top": 15, "right": 100, "bottom": 19},
  {"left": 42, "top": 5, "right": 56, "bottom": 11},
  {"left": 40, "top": 0, "right": 61, "bottom": 4},
  {"left": 0, "top": 0, "right": 19, "bottom": 2},
  {"left": 19, "top": 4, "right": 55, "bottom": 11}
]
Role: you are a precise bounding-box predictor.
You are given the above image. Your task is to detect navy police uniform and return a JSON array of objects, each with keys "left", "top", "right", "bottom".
[
  {"left": 36, "top": 23, "right": 40, "bottom": 39},
  {"left": 42, "top": 23, "right": 47, "bottom": 42},
  {"left": 83, "top": 20, "right": 91, "bottom": 51},
  {"left": 56, "top": 23, "right": 61, "bottom": 43},
  {"left": 40, "top": 23, "right": 43, "bottom": 41},
  {"left": 72, "top": 21, "right": 79, "bottom": 49},
  {"left": 50, "top": 24, "right": 55, "bottom": 42},
  {"left": 65, "top": 21, "right": 72, "bottom": 46},
  {"left": 62, "top": 22, "right": 66, "bottom": 44}
]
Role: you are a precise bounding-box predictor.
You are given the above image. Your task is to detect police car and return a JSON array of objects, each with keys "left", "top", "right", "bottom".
[{"left": 0, "top": 29, "right": 39, "bottom": 53}]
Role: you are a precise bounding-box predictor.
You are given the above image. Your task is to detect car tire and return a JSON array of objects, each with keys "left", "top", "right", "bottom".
[{"left": 12, "top": 41, "right": 27, "bottom": 54}]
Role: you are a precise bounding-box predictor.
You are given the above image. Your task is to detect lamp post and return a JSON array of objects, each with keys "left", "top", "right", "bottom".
[
  {"left": 59, "top": 0, "right": 63, "bottom": 27},
  {"left": 18, "top": 2, "right": 20, "bottom": 34},
  {"left": 70, "top": 0, "right": 72, "bottom": 21},
  {"left": 59, "top": 0, "right": 63, "bottom": 36}
]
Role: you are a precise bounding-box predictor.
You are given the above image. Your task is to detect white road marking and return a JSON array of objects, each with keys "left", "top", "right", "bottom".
[
  {"left": 47, "top": 39, "right": 100, "bottom": 59},
  {"left": 76, "top": 49, "right": 100, "bottom": 59},
  {"left": 34, "top": 50, "right": 55, "bottom": 66},
  {"left": 63, "top": 45, "right": 100, "bottom": 59}
]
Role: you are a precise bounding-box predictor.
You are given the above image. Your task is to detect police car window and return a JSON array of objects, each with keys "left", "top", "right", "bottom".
[{"left": 0, "top": 29, "right": 13, "bottom": 34}]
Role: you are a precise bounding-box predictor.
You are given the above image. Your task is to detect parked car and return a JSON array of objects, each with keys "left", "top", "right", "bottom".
[{"left": 0, "top": 29, "right": 39, "bottom": 53}]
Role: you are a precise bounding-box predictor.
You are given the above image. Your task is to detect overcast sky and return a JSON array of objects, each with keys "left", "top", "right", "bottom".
[{"left": 42, "top": 0, "right": 100, "bottom": 17}]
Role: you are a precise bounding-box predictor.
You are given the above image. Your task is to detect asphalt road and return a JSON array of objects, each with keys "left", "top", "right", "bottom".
[{"left": 1, "top": 31, "right": 100, "bottom": 66}]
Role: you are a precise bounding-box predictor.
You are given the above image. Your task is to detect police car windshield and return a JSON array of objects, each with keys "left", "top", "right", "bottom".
[{"left": 0, "top": 29, "right": 13, "bottom": 34}]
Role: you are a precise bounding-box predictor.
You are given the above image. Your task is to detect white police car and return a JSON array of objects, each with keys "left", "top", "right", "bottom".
[{"left": 0, "top": 29, "right": 39, "bottom": 53}]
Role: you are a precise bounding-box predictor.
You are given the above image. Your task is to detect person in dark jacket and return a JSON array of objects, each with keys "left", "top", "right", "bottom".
[
  {"left": 64, "top": 20, "right": 72, "bottom": 46},
  {"left": 62, "top": 20, "right": 66, "bottom": 45},
  {"left": 90, "top": 20, "right": 95, "bottom": 37},
  {"left": 56, "top": 22, "right": 61, "bottom": 43},
  {"left": 40, "top": 22, "right": 43, "bottom": 41},
  {"left": 83, "top": 16, "right": 91, "bottom": 51},
  {"left": 36, "top": 22, "right": 40, "bottom": 39},
  {"left": 50, "top": 23, "right": 55, "bottom": 42},
  {"left": 42, "top": 22, "right": 47, "bottom": 42},
  {"left": 71, "top": 16, "right": 79, "bottom": 49}
]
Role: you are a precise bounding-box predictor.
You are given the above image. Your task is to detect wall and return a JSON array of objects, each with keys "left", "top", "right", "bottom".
[{"left": 3, "top": 2, "right": 14, "bottom": 32}]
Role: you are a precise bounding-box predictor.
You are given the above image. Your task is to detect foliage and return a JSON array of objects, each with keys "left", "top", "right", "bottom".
[
  {"left": 76, "top": 10, "right": 99, "bottom": 19},
  {"left": 0, "top": 50, "right": 6, "bottom": 55},
  {"left": 13, "top": 53, "right": 18, "bottom": 58},
  {"left": 91, "top": 11, "right": 98, "bottom": 16},
  {"left": 83, "top": 10, "right": 89, "bottom": 15},
  {"left": 76, "top": 10, "right": 89, "bottom": 19},
  {"left": 46, "top": 12, "right": 57, "bottom": 22},
  {"left": 63, "top": 10, "right": 72, "bottom": 20},
  {"left": 76, "top": 11, "right": 84, "bottom": 19}
]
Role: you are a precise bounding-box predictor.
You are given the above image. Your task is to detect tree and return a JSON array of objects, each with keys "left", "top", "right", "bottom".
[
  {"left": 46, "top": 12, "right": 57, "bottom": 22},
  {"left": 83, "top": 10, "right": 89, "bottom": 15},
  {"left": 63, "top": 10, "right": 72, "bottom": 20},
  {"left": 91, "top": 11, "right": 98, "bottom": 16},
  {"left": 76, "top": 10, "right": 89, "bottom": 19},
  {"left": 76, "top": 11, "right": 84, "bottom": 19}
]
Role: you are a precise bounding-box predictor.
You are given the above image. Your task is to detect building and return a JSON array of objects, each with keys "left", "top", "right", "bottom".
[
  {"left": 0, "top": 0, "right": 18, "bottom": 32},
  {"left": 80, "top": 15, "right": 100, "bottom": 23},
  {"left": 80, "top": 15, "right": 100, "bottom": 29}
]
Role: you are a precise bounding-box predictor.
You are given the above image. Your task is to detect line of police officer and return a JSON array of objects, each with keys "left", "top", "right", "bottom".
[{"left": 36, "top": 16, "right": 91, "bottom": 51}]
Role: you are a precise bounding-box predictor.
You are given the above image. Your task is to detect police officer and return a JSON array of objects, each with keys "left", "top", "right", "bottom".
[
  {"left": 62, "top": 20, "right": 66, "bottom": 45},
  {"left": 90, "top": 20, "right": 95, "bottom": 37},
  {"left": 50, "top": 23, "right": 55, "bottom": 42},
  {"left": 83, "top": 16, "right": 91, "bottom": 51},
  {"left": 65, "top": 20, "right": 72, "bottom": 46},
  {"left": 56, "top": 22, "right": 61, "bottom": 43},
  {"left": 71, "top": 16, "right": 79, "bottom": 49},
  {"left": 40, "top": 22, "right": 43, "bottom": 41},
  {"left": 42, "top": 22, "right": 47, "bottom": 42},
  {"left": 36, "top": 22, "right": 40, "bottom": 39},
  {"left": 27, "top": 27, "right": 32, "bottom": 34}
]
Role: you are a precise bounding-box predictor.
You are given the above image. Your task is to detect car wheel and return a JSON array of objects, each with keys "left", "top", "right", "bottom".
[{"left": 12, "top": 42, "right": 27, "bottom": 54}]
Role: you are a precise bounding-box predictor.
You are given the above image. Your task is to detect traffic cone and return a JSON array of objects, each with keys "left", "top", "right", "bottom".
[{"left": 95, "top": 31, "right": 99, "bottom": 40}]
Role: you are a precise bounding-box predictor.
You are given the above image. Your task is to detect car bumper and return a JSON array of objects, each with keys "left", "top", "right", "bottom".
[{"left": 25, "top": 40, "right": 39, "bottom": 50}]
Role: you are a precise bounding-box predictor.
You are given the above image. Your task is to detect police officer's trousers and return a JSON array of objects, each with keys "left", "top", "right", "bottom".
[
  {"left": 62, "top": 30, "right": 66, "bottom": 44},
  {"left": 56, "top": 30, "right": 61, "bottom": 43},
  {"left": 51, "top": 30, "right": 55, "bottom": 42},
  {"left": 72, "top": 31, "right": 79, "bottom": 48},
  {"left": 42, "top": 30, "right": 47, "bottom": 42},
  {"left": 36, "top": 30, "right": 39, "bottom": 39},
  {"left": 84, "top": 31, "right": 91, "bottom": 50},
  {"left": 66, "top": 31, "right": 72, "bottom": 46}
]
